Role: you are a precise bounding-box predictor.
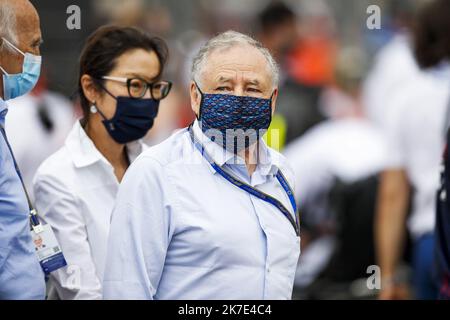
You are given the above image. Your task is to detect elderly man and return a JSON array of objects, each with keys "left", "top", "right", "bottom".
[
  {"left": 103, "top": 31, "right": 300, "bottom": 300},
  {"left": 0, "top": 0, "right": 45, "bottom": 299}
]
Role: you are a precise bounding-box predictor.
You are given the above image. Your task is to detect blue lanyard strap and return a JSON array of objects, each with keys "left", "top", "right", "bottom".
[
  {"left": 188, "top": 126, "right": 300, "bottom": 236},
  {"left": 0, "top": 125, "right": 40, "bottom": 228}
]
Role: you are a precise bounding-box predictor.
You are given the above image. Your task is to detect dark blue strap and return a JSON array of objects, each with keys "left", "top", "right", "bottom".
[
  {"left": 188, "top": 126, "right": 299, "bottom": 236},
  {"left": 276, "top": 170, "right": 297, "bottom": 213}
]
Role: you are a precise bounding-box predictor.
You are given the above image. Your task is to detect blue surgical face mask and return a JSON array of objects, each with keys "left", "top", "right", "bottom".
[
  {"left": 195, "top": 82, "right": 273, "bottom": 153},
  {"left": 92, "top": 86, "right": 160, "bottom": 144},
  {"left": 0, "top": 37, "right": 42, "bottom": 100}
]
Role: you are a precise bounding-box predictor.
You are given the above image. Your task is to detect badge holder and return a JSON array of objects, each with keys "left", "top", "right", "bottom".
[{"left": 30, "top": 208, "right": 67, "bottom": 275}]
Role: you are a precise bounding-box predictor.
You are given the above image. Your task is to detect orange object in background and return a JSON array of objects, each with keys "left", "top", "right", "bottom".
[{"left": 287, "top": 37, "right": 337, "bottom": 87}]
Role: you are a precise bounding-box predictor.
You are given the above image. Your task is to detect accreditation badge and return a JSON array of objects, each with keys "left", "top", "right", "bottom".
[{"left": 31, "top": 223, "right": 67, "bottom": 274}]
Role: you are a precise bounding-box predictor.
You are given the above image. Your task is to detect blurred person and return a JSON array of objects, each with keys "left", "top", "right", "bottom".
[
  {"left": 32, "top": 26, "right": 171, "bottom": 299},
  {"left": 363, "top": 0, "right": 420, "bottom": 130},
  {"left": 257, "top": 1, "right": 324, "bottom": 146},
  {"left": 93, "top": 0, "right": 144, "bottom": 27},
  {"left": 0, "top": 0, "right": 46, "bottom": 299},
  {"left": 286, "top": 0, "right": 337, "bottom": 87},
  {"left": 201, "top": 0, "right": 265, "bottom": 34},
  {"left": 376, "top": 0, "right": 450, "bottom": 300},
  {"left": 362, "top": 0, "right": 419, "bottom": 56},
  {"left": 437, "top": 130, "right": 450, "bottom": 299},
  {"left": 5, "top": 73, "right": 76, "bottom": 200},
  {"left": 284, "top": 47, "right": 389, "bottom": 298},
  {"left": 362, "top": 34, "right": 420, "bottom": 129},
  {"left": 96, "top": 0, "right": 173, "bottom": 38},
  {"left": 257, "top": 1, "right": 298, "bottom": 67},
  {"left": 417, "top": 0, "right": 450, "bottom": 300},
  {"left": 103, "top": 31, "right": 300, "bottom": 300}
]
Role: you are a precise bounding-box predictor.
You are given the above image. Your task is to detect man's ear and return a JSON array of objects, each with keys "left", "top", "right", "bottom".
[
  {"left": 190, "top": 81, "right": 201, "bottom": 117},
  {"left": 270, "top": 88, "right": 279, "bottom": 115}
]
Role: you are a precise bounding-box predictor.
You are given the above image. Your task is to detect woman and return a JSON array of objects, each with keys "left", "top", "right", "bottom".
[{"left": 33, "top": 25, "right": 171, "bottom": 299}]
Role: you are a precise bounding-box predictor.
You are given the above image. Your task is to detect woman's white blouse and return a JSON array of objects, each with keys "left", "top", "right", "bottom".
[{"left": 33, "top": 120, "right": 145, "bottom": 299}]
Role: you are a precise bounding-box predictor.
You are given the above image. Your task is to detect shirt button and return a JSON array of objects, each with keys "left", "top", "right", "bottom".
[{"left": 440, "top": 189, "right": 447, "bottom": 201}]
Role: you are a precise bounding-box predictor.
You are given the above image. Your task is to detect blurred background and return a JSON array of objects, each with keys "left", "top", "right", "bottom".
[
  {"left": 26, "top": 0, "right": 420, "bottom": 140},
  {"left": 6, "top": 0, "right": 450, "bottom": 299}
]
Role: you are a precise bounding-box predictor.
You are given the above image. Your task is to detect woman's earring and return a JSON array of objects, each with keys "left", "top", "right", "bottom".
[{"left": 90, "top": 102, "right": 98, "bottom": 114}]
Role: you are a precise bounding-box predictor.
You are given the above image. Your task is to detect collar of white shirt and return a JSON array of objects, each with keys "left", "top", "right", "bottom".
[
  {"left": 65, "top": 120, "right": 145, "bottom": 168},
  {"left": 191, "top": 120, "right": 279, "bottom": 177}
]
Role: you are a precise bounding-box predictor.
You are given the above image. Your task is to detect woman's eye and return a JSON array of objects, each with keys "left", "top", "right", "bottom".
[
  {"left": 216, "top": 87, "right": 231, "bottom": 91},
  {"left": 247, "top": 88, "right": 261, "bottom": 93},
  {"left": 130, "top": 81, "right": 144, "bottom": 89}
]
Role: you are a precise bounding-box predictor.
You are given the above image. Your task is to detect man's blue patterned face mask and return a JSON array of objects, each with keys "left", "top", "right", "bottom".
[{"left": 195, "top": 82, "right": 273, "bottom": 153}]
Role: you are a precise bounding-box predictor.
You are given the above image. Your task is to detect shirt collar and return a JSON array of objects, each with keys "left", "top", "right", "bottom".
[
  {"left": 65, "top": 120, "right": 145, "bottom": 168},
  {"left": 191, "top": 120, "right": 279, "bottom": 177},
  {"left": 257, "top": 139, "right": 280, "bottom": 177},
  {"left": 192, "top": 120, "right": 236, "bottom": 167}
]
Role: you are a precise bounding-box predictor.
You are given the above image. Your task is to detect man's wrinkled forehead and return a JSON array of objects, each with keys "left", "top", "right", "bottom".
[
  {"left": 202, "top": 45, "right": 273, "bottom": 85},
  {"left": 209, "top": 63, "right": 266, "bottom": 83}
]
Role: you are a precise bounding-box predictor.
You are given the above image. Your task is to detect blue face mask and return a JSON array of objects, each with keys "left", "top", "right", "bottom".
[
  {"left": 0, "top": 37, "right": 42, "bottom": 101},
  {"left": 92, "top": 87, "right": 160, "bottom": 144},
  {"left": 196, "top": 83, "right": 273, "bottom": 153}
]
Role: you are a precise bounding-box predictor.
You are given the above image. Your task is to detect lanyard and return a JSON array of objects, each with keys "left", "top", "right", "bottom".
[
  {"left": 0, "top": 125, "right": 42, "bottom": 232},
  {"left": 188, "top": 126, "right": 300, "bottom": 236}
]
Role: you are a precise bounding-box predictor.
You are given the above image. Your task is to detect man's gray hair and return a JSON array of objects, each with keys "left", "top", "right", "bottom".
[
  {"left": 191, "top": 30, "right": 279, "bottom": 88},
  {"left": 0, "top": 1, "right": 18, "bottom": 52}
]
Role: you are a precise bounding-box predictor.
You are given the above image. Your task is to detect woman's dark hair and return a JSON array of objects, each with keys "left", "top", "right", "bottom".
[
  {"left": 413, "top": 0, "right": 450, "bottom": 69},
  {"left": 78, "top": 25, "right": 169, "bottom": 118}
]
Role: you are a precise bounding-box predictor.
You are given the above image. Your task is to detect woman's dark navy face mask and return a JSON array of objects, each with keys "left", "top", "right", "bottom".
[{"left": 93, "top": 84, "right": 160, "bottom": 144}]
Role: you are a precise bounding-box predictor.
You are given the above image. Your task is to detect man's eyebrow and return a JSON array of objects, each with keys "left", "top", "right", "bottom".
[
  {"left": 215, "top": 76, "right": 233, "bottom": 83},
  {"left": 246, "top": 79, "right": 261, "bottom": 86}
]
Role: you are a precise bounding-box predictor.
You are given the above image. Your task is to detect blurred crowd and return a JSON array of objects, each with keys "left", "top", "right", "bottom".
[{"left": 5, "top": 0, "right": 450, "bottom": 299}]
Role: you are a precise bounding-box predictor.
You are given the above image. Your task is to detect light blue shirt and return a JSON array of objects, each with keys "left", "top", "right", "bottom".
[
  {"left": 103, "top": 121, "right": 301, "bottom": 300},
  {"left": 0, "top": 98, "right": 45, "bottom": 299}
]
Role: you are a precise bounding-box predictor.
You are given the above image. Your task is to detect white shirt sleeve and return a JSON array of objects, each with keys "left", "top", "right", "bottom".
[
  {"left": 33, "top": 173, "right": 102, "bottom": 300},
  {"left": 102, "top": 155, "right": 173, "bottom": 300},
  {"left": 383, "top": 98, "right": 409, "bottom": 169}
]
